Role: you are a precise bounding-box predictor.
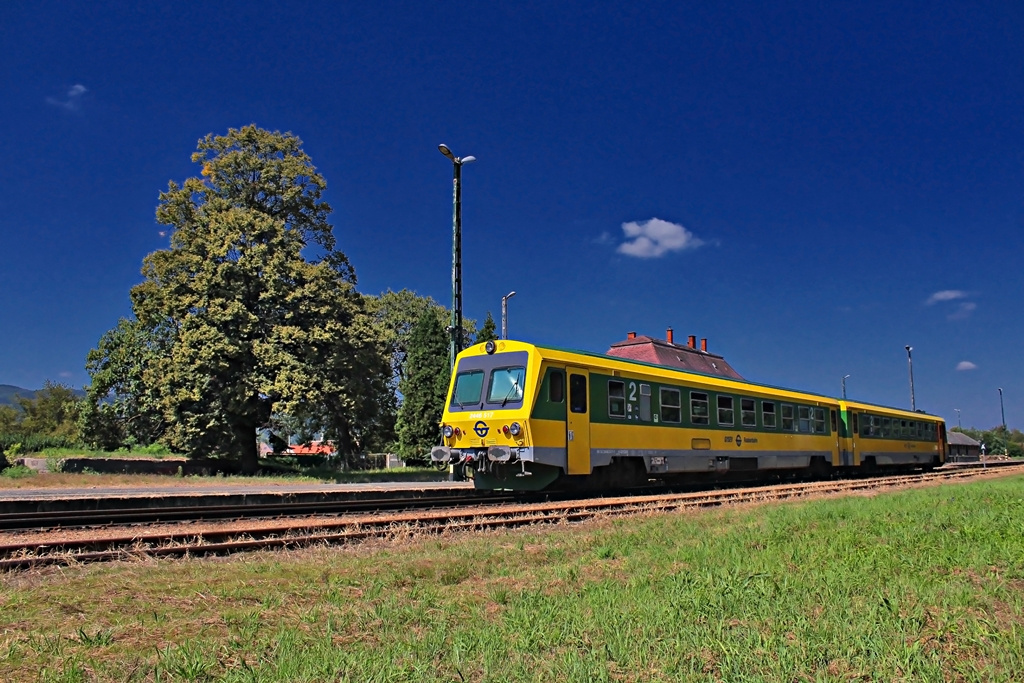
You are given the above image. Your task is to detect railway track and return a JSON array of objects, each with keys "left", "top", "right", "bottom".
[
  {"left": 0, "top": 492, "right": 514, "bottom": 531},
  {"left": 2, "top": 463, "right": 1021, "bottom": 571}
]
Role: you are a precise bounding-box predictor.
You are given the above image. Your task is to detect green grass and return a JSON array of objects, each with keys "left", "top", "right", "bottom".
[
  {"left": 2, "top": 475, "right": 1023, "bottom": 681},
  {"left": 38, "top": 445, "right": 175, "bottom": 459}
]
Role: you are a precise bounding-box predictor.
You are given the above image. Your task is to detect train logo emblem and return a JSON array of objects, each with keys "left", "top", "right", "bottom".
[
  {"left": 736, "top": 434, "right": 743, "bottom": 447},
  {"left": 474, "top": 421, "right": 490, "bottom": 437}
]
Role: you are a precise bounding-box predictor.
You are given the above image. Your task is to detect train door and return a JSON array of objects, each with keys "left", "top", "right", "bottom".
[
  {"left": 830, "top": 409, "right": 841, "bottom": 465},
  {"left": 849, "top": 411, "right": 861, "bottom": 466},
  {"left": 938, "top": 422, "right": 947, "bottom": 463},
  {"left": 566, "top": 368, "right": 591, "bottom": 475}
]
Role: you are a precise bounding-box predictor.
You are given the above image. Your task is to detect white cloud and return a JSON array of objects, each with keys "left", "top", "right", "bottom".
[
  {"left": 948, "top": 302, "right": 977, "bottom": 320},
  {"left": 956, "top": 361, "right": 977, "bottom": 371},
  {"left": 615, "top": 218, "right": 704, "bottom": 258},
  {"left": 47, "top": 84, "right": 87, "bottom": 111},
  {"left": 925, "top": 290, "right": 967, "bottom": 305}
]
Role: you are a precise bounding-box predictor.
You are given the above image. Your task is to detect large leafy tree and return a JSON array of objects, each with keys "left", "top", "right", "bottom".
[
  {"left": 396, "top": 310, "right": 450, "bottom": 459},
  {"left": 125, "top": 125, "right": 389, "bottom": 472}
]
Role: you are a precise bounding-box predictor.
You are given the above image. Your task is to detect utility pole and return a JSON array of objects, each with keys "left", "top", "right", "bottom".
[
  {"left": 438, "top": 144, "right": 475, "bottom": 371},
  {"left": 905, "top": 345, "right": 915, "bottom": 412},
  {"left": 501, "top": 291, "right": 516, "bottom": 339}
]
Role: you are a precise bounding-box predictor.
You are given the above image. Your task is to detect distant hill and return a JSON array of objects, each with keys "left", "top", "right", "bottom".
[{"left": 0, "top": 384, "right": 86, "bottom": 407}]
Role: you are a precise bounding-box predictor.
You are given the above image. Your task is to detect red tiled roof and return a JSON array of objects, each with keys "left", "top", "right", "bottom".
[
  {"left": 606, "top": 335, "right": 744, "bottom": 379},
  {"left": 285, "top": 441, "right": 335, "bottom": 456}
]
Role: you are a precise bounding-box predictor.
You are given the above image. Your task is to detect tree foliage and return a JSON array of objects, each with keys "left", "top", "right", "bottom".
[
  {"left": 953, "top": 426, "right": 1024, "bottom": 458},
  {"left": 89, "top": 125, "right": 391, "bottom": 471},
  {"left": 80, "top": 318, "right": 167, "bottom": 450},
  {"left": 476, "top": 311, "right": 498, "bottom": 344},
  {"left": 14, "top": 382, "right": 82, "bottom": 440},
  {"left": 396, "top": 310, "right": 450, "bottom": 459}
]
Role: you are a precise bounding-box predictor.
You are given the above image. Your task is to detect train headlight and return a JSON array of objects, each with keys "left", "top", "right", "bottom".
[
  {"left": 509, "top": 422, "right": 522, "bottom": 436},
  {"left": 442, "top": 425, "right": 454, "bottom": 438},
  {"left": 485, "top": 340, "right": 497, "bottom": 355}
]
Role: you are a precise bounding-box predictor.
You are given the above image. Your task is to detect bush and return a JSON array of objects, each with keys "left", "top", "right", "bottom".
[
  {"left": 0, "top": 433, "right": 81, "bottom": 456},
  {"left": 1, "top": 465, "right": 34, "bottom": 479}
]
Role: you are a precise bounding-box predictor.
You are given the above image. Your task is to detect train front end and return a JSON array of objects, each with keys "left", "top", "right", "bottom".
[{"left": 432, "top": 340, "right": 552, "bottom": 490}]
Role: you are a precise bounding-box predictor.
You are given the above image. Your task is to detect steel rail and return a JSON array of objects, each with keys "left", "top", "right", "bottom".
[{"left": 2, "top": 464, "right": 1020, "bottom": 571}]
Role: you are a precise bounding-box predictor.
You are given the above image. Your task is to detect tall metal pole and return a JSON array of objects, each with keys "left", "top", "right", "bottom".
[
  {"left": 450, "top": 161, "right": 462, "bottom": 370},
  {"left": 842, "top": 375, "right": 850, "bottom": 399},
  {"left": 999, "top": 388, "right": 1006, "bottom": 429},
  {"left": 501, "top": 290, "right": 516, "bottom": 339},
  {"left": 954, "top": 408, "right": 961, "bottom": 430},
  {"left": 905, "top": 345, "right": 915, "bottom": 412},
  {"left": 438, "top": 144, "right": 474, "bottom": 372}
]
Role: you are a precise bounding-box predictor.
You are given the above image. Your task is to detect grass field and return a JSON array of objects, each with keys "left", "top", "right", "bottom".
[{"left": 2, "top": 475, "right": 1023, "bottom": 681}]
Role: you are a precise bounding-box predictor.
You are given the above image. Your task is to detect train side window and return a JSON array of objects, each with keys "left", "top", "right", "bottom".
[
  {"left": 569, "top": 374, "right": 587, "bottom": 414},
  {"left": 741, "top": 398, "right": 756, "bottom": 427},
  {"left": 691, "top": 392, "right": 710, "bottom": 425},
  {"left": 813, "top": 407, "right": 826, "bottom": 434},
  {"left": 548, "top": 370, "right": 565, "bottom": 403},
  {"left": 762, "top": 402, "right": 776, "bottom": 429},
  {"left": 797, "top": 406, "right": 811, "bottom": 433},
  {"left": 829, "top": 409, "right": 837, "bottom": 433},
  {"left": 608, "top": 380, "right": 626, "bottom": 418},
  {"left": 781, "top": 404, "right": 795, "bottom": 431},
  {"left": 660, "top": 388, "right": 681, "bottom": 423},
  {"left": 882, "top": 418, "right": 891, "bottom": 438},
  {"left": 851, "top": 412, "right": 859, "bottom": 435},
  {"left": 639, "top": 384, "right": 651, "bottom": 421},
  {"left": 717, "top": 396, "right": 734, "bottom": 426}
]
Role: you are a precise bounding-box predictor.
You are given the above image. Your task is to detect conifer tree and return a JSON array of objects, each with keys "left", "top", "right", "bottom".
[
  {"left": 396, "top": 310, "right": 450, "bottom": 459},
  {"left": 476, "top": 311, "right": 498, "bottom": 343}
]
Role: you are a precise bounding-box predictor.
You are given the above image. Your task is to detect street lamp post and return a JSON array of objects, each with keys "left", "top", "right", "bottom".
[
  {"left": 438, "top": 144, "right": 475, "bottom": 371},
  {"left": 954, "top": 408, "right": 961, "bottom": 430},
  {"left": 905, "top": 345, "right": 916, "bottom": 412},
  {"left": 842, "top": 375, "right": 850, "bottom": 399},
  {"left": 501, "top": 291, "right": 516, "bottom": 339},
  {"left": 999, "top": 388, "right": 1006, "bottom": 429}
]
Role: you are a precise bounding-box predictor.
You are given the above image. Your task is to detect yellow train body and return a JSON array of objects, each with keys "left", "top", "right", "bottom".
[{"left": 431, "top": 340, "right": 947, "bottom": 490}]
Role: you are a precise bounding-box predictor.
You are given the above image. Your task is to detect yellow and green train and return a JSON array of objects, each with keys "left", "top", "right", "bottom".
[{"left": 431, "top": 339, "right": 948, "bottom": 491}]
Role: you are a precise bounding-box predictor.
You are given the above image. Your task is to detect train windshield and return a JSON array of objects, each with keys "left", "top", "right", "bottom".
[
  {"left": 451, "top": 370, "right": 485, "bottom": 407},
  {"left": 449, "top": 351, "right": 529, "bottom": 411},
  {"left": 487, "top": 367, "right": 526, "bottom": 406}
]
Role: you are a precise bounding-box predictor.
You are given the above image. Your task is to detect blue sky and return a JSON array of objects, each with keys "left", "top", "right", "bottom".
[{"left": 2, "top": 1, "right": 1021, "bottom": 431}]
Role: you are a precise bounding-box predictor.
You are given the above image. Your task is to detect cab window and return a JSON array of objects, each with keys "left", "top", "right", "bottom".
[
  {"left": 486, "top": 366, "right": 526, "bottom": 405},
  {"left": 451, "top": 370, "right": 484, "bottom": 407}
]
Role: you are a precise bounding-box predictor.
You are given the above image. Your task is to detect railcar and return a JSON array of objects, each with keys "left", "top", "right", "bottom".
[{"left": 431, "top": 340, "right": 947, "bottom": 491}]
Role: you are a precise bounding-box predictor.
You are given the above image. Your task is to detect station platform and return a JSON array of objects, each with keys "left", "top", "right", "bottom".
[{"left": 0, "top": 480, "right": 478, "bottom": 516}]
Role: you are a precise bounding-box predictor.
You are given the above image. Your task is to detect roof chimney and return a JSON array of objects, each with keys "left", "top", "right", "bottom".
[
  {"left": 666, "top": 327, "right": 674, "bottom": 344},
  {"left": 700, "top": 338, "right": 708, "bottom": 352},
  {"left": 627, "top": 331, "right": 636, "bottom": 340},
  {"left": 688, "top": 335, "right": 696, "bottom": 349}
]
